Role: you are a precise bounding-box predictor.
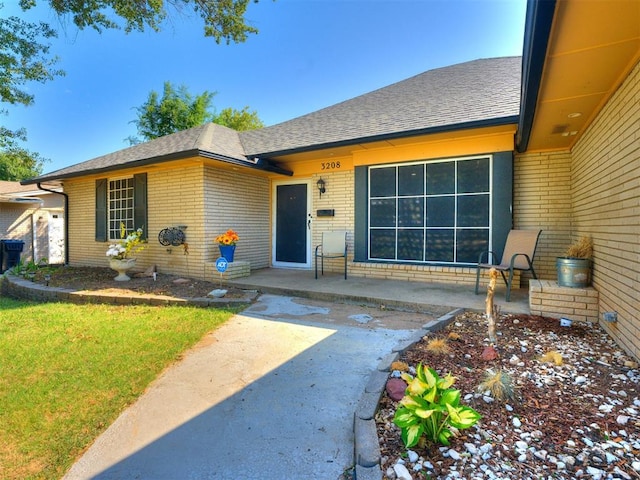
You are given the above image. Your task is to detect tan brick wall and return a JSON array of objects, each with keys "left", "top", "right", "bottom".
[
  {"left": 65, "top": 164, "right": 271, "bottom": 282},
  {"left": 311, "top": 169, "right": 354, "bottom": 273},
  {"left": 513, "top": 151, "right": 573, "bottom": 283},
  {"left": 203, "top": 165, "right": 270, "bottom": 272},
  {"left": 529, "top": 280, "right": 599, "bottom": 323},
  {"left": 569, "top": 59, "right": 640, "bottom": 359}
]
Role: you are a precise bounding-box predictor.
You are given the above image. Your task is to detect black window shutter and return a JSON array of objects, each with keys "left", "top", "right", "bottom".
[
  {"left": 95, "top": 178, "right": 107, "bottom": 242},
  {"left": 134, "top": 173, "right": 148, "bottom": 239}
]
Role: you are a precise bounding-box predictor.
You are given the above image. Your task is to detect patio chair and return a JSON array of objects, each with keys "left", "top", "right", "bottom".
[
  {"left": 315, "top": 231, "right": 348, "bottom": 279},
  {"left": 475, "top": 229, "right": 542, "bottom": 301}
]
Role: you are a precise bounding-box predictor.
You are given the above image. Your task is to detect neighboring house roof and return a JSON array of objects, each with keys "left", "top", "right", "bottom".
[
  {"left": 23, "top": 56, "right": 522, "bottom": 184},
  {"left": 240, "top": 56, "right": 522, "bottom": 157},
  {"left": 0, "top": 180, "right": 56, "bottom": 204}
]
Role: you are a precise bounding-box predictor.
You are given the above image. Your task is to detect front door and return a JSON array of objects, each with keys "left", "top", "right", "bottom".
[{"left": 273, "top": 181, "right": 311, "bottom": 268}]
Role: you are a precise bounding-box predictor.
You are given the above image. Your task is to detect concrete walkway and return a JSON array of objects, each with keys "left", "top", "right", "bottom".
[{"left": 63, "top": 294, "right": 425, "bottom": 480}]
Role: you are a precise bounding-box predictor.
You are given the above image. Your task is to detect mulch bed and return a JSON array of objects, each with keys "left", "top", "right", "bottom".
[
  {"left": 30, "top": 266, "right": 247, "bottom": 299},
  {"left": 377, "top": 312, "right": 640, "bottom": 479}
]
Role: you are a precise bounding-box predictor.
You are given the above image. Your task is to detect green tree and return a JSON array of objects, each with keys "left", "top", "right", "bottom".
[
  {"left": 0, "top": 147, "right": 48, "bottom": 181},
  {"left": 214, "top": 106, "right": 264, "bottom": 131},
  {"left": 128, "top": 82, "right": 217, "bottom": 144},
  {"left": 129, "top": 82, "right": 264, "bottom": 143},
  {"left": 1, "top": 0, "right": 263, "bottom": 152}
]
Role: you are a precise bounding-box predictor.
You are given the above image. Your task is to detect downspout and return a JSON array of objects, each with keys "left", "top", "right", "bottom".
[{"left": 36, "top": 183, "right": 69, "bottom": 266}]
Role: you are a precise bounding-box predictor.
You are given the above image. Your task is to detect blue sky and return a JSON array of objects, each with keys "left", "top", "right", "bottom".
[{"left": 3, "top": 0, "right": 527, "bottom": 174}]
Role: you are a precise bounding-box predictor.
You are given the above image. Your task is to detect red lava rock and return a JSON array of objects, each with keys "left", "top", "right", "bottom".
[
  {"left": 481, "top": 345, "right": 498, "bottom": 361},
  {"left": 386, "top": 378, "right": 407, "bottom": 401}
]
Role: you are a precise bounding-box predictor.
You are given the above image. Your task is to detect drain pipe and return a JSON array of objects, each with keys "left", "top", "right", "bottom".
[{"left": 36, "top": 183, "right": 69, "bottom": 265}]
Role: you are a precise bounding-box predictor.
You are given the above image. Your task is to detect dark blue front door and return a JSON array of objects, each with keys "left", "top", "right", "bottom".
[{"left": 275, "top": 183, "right": 308, "bottom": 265}]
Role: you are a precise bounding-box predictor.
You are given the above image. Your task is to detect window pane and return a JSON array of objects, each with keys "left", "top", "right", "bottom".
[
  {"left": 370, "top": 229, "right": 396, "bottom": 259},
  {"left": 370, "top": 167, "right": 396, "bottom": 197},
  {"left": 398, "top": 198, "right": 424, "bottom": 227},
  {"left": 426, "top": 196, "right": 454, "bottom": 227},
  {"left": 398, "top": 230, "right": 424, "bottom": 261},
  {"left": 458, "top": 158, "right": 489, "bottom": 193},
  {"left": 426, "top": 229, "right": 454, "bottom": 262},
  {"left": 456, "top": 229, "right": 489, "bottom": 263},
  {"left": 426, "top": 162, "right": 455, "bottom": 194},
  {"left": 398, "top": 165, "right": 424, "bottom": 196},
  {"left": 457, "top": 194, "right": 489, "bottom": 227},
  {"left": 108, "top": 177, "right": 134, "bottom": 240},
  {"left": 370, "top": 199, "right": 396, "bottom": 227}
]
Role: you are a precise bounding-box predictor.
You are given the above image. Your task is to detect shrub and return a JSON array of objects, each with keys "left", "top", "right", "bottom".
[
  {"left": 393, "top": 364, "right": 481, "bottom": 447},
  {"left": 477, "top": 368, "right": 516, "bottom": 402}
]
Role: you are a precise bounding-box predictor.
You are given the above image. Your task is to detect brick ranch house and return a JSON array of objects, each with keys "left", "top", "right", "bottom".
[{"left": 23, "top": 0, "right": 639, "bottom": 357}]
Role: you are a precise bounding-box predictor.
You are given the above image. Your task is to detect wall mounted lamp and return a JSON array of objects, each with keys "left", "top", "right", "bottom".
[{"left": 317, "top": 178, "right": 326, "bottom": 198}]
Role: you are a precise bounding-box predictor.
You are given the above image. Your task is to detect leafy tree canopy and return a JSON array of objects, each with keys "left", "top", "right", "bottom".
[
  {"left": 1, "top": 0, "right": 261, "bottom": 156},
  {"left": 129, "top": 82, "right": 263, "bottom": 144},
  {"left": 18, "top": 0, "right": 261, "bottom": 44},
  {"left": 0, "top": 147, "right": 48, "bottom": 181},
  {"left": 214, "top": 106, "right": 264, "bottom": 131}
]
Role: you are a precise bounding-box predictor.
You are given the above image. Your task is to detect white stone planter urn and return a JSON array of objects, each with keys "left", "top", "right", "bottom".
[{"left": 109, "top": 258, "right": 137, "bottom": 281}]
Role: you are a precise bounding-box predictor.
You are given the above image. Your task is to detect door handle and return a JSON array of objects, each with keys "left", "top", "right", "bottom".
[{"left": 308, "top": 214, "right": 312, "bottom": 230}]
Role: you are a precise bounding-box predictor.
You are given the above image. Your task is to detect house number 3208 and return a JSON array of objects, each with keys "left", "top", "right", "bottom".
[{"left": 321, "top": 161, "right": 341, "bottom": 170}]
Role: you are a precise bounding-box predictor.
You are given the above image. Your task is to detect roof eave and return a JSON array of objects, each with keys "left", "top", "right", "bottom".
[
  {"left": 251, "top": 116, "right": 520, "bottom": 160},
  {"left": 21, "top": 149, "right": 293, "bottom": 185},
  {"left": 516, "top": 0, "right": 557, "bottom": 153}
]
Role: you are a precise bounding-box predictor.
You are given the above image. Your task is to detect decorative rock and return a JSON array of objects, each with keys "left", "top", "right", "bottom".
[
  {"left": 617, "top": 415, "right": 630, "bottom": 425},
  {"left": 575, "top": 375, "right": 588, "bottom": 384},
  {"left": 386, "top": 378, "right": 407, "bottom": 401},
  {"left": 447, "top": 449, "right": 461, "bottom": 460},
  {"left": 481, "top": 346, "right": 498, "bottom": 361},
  {"left": 407, "top": 450, "right": 419, "bottom": 463},
  {"left": 512, "top": 417, "right": 522, "bottom": 428},
  {"left": 393, "top": 463, "right": 412, "bottom": 480}
]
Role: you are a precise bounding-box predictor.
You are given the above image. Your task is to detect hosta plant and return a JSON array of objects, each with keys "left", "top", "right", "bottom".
[{"left": 393, "top": 363, "right": 481, "bottom": 447}]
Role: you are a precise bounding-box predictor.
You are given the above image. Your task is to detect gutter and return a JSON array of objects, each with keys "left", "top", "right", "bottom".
[
  {"left": 516, "top": 0, "right": 557, "bottom": 153},
  {"left": 36, "top": 183, "right": 69, "bottom": 265}
]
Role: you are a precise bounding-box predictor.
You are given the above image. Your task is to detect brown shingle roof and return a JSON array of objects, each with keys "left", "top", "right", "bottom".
[
  {"left": 240, "top": 57, "right": 522, "bottom": 156},
  {"left": 24, "top": 57, "right": 521, "bottom": 183}
]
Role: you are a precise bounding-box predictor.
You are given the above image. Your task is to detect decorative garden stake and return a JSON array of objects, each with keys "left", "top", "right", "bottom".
[{"left": 486, "top": 267, "right": 498, "bottom": 344}]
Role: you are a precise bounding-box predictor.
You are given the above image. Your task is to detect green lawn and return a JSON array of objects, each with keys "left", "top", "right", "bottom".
[{"left": 0, "top": 296, "right": 240, "bottom": 480}]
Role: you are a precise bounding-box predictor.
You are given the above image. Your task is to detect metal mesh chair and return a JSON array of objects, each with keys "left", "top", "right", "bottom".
[
  {"left": 475, "top": 229, "right": 542, "bottom": 301},
  {"left": 315, "top": 231, "right": 347, "bottom": 279}
]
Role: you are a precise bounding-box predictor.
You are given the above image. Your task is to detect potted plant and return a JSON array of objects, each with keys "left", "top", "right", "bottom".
[
  {"left": 215, "top": 229, "right": 239, "bottom": 262},
  {"left": 556, "top": 235, "right": 593, "bottom": 287},
  {"left": 106, "top": 224, "right": 146, "bottom": 281}
]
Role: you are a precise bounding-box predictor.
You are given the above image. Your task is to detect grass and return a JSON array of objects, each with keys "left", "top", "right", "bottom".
[{"left": 0, "top": 296, "right": 240, "bottom": 480}]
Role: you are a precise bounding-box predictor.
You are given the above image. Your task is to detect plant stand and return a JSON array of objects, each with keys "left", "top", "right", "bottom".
[{"left": 109, "top": 258, "right": 137, "bottom": 281}]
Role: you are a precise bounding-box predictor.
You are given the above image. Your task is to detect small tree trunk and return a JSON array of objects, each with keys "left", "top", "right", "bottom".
[{"left": 486, "top": 268, "right": 498, "bottom": 344}]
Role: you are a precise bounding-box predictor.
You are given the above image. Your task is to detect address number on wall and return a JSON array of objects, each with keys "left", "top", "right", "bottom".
[{"left": 321, "top": 161, "right": 341, "bottom": 170}]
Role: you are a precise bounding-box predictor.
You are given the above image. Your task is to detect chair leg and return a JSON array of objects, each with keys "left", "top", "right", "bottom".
[
  {"left": 475, "top": 267, "right": 481, "bottom": 295},
  {"left": 506, "top": 267, "right": 514, "bottom": 302},
  {"left": 344, "top": 254, "right": 347, "bottom": 279},
  {"left": 315, "top": 254, "right": 318, "bottom": 279}
]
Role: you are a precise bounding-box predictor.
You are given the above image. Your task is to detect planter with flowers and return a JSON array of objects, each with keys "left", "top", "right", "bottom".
[
  {"left": 106, "top": 224, "right": 146, "bottom": 281},
  {"left": 215, "top": 229, "right": 239, "bottom": 262}
]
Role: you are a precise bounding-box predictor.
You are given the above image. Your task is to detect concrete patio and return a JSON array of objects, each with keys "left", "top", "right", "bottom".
[{"left": 227, "top": 268, "right": 531, "bottom": 315}]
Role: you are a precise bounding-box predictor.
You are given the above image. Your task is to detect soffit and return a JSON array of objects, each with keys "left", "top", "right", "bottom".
[
  {"left": 527, "top": 0, "right": 640, "bottom": 152},
  {"left": 265, "top": 124, "right": 517, "bottom": 164}
]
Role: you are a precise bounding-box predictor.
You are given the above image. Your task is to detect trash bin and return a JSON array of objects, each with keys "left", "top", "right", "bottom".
[{"left": 0, "top": 239, "right": 25, "bottom": 273}]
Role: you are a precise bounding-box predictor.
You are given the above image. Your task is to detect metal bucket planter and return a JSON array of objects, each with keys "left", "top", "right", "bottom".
[{"left": 556, "top": 257, "right": 591, "bottom": 287}]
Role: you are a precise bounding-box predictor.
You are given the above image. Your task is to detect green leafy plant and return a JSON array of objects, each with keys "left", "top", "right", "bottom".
[{"left": 393, "top": 364, "right": 481, "bottom": 447}]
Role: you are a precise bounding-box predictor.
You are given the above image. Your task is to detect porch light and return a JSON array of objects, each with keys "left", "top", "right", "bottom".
[{"left": 317, "top": 178, "right": 326, "bottom": 198}]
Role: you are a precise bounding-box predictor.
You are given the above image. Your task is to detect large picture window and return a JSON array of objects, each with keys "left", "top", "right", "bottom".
[{"left": 368, "top": 156, "right": 491, "bottom": 264}]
